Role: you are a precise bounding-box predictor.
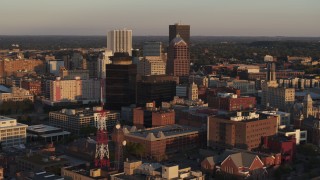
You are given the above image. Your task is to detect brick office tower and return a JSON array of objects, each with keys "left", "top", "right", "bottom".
[
  {"left": 166, "top": 35, "right": 190, "bottom": 77},
  {"left": 169, "top": 23, "right": 190, "bottom": 46}
]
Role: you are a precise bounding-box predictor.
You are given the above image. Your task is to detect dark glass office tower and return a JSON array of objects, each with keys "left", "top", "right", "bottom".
[
  {"left": 169, "top": 23, "right": 190, "bottom": 46},
  {"left": 105, "top": 52, "right": 136, "bottom": 110}
]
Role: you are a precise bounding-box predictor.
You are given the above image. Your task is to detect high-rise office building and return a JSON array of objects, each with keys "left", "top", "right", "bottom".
[
  {"left": 143, "top": 42, "right": 162, "bottom": 57},
  {"left": 166, "top": 35, "right": 190, "bottom": 77},
  {"left": 105, "top": 52, "right": 136, "bottom": 110},
  {"left": 169, "top": 23, "right": 190, "bottom": 46},
  {"left": 107, "top": 29, "right": 132, "bottom": 56},
  {"left": 137, "top": 56, "right": 166, "bottom": 76}
]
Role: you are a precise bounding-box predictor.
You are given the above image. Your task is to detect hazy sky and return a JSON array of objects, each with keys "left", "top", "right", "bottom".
[{"left": 0, "top": 0, "right": 319, "bottom": 36}]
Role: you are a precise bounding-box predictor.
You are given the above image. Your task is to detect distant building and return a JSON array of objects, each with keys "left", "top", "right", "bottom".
[
  {"left": 133, "top": 104, "right": 175, "bottom": 128},
  {"left": 97, "top": 49, "right": 112, "bottom": 79},
  {"left": 261, "top": 60, "right": 295, "bottom": 112},
  {"left": 49, "top": 107, "right": 120, "bottom": 134},
  {"left": 107, "top": 28, "right": 132, "bottom": 56},
  {"left": 47, "top": 77, "right": 100, "bottom": 105},
  {"left": 0, "top": 59, "right": 44, "bottom": 77},
  {"left": 21, "top": 79, "right": 42, "bottom": 95},
  {"left": 111, "top": 160, "right": 205, "bottom": 180},
  {"left": 208, "top": 93, "right": 256, "bottom": 111},
  {"left": 16, "top": 154, "right": 68, "bottom": 174},
  {"left": 176, "top": 85, "right": 188, "bottom": 98},
  {"left": 62, "top": 164, "right": 109, "bottom": 180},
  {"left": 169, "top": 23, "right": 190, "bottom": 46},
  {"left": 27, "top": 124, "right": 70, "bottom": 143},
  {"left": 143, "top": 41, "right": 162, "bottom": 57},
  {"left": 188, "top": 82, "right": 198, "bottom": 101},
  {"left": 47, "top": 60, "right": 64, "bottom": 76},
  {"left": 137, "top": 56, "right": 166, "bottom": 76},
  {"left": 259, "top": 110, "right": 291, "bottom": 128},
  {"left": 0, "top": 87, "right": 34, "bottom": 104},
  {"left": 136, "top": 75, "right": 177, "bottom": 107},
  {"left": 59, "top": 67, "right": 90, "bottom": 80},
  {"left": 0, "top": 116, "right": 27, "bottom": 148},
  {"left": 208, "top": 112, "right": 278, "bottom": 150},
  {"left": 166, "top": 35, "right": 190, "bottom": 77}
]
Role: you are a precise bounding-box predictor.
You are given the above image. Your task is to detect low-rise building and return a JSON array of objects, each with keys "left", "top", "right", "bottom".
[
  {"left": 110, "top": 160, "right": 205, "bottom": 180},
  {"left": 259, "top": 110, "right": 291, "bottom": 128},
  {"left": 208, "top": 111, "right": 278, "bottom": 150},
  {"left": 0, "top": 87, "right": 34, "bottom": 104},
  {"left": 45, "top": 77, "right": 100, "bottom": 105},
  {"left": 133, "top": 104, "right": 175, "bottom": 128},
  {"left": 208, "top": 92, "right": 256, "bottom": 111},
  {"left": 261, "top": 135, "right": 296, "bottom": 163},
  {"left": 0, "top": 116, "right": 27, "bottom": 148},
  {"left": 49, "top": 107, "right": 119, "bottom": 134},
  {"left": 27, "top": 124, "right": 71, "bottom": 142},
  {"left": 116, "top": 124, "right": 206, "bottom": 161},
  {"left": 21, "top": 79, "right": 42, "bottom": 95},
  {"left": 16, "top": 154, "right": 68, "bottom": 174},
  {"left": 61, "top": 164, "right": 110, "bottom": 180}
]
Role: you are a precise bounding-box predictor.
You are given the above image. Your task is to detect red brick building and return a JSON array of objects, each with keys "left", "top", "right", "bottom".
[
  {"left": 262, "top": 135, "right": 296, "bottom": 163},
  {"left": 178, "top": 108, "right": 218, "bottom": 127},
  {"left": 133, "top": 107, "right": 175, "bottom": 128},
  {"left": 166, "top": 35, "right": 190, "bottom": 77},
  {"left": 115, "top": 125, "right": 206, "bottom": 161},
  {"left": 0, "top": 59, "right": 45, "bottom": 77},
  {"left": 220, "top": 152, "right": 266, "bottom": 178},
  {"left": 207, "top": 87, "right": 240, "bottom": 97},
  {"left": 208, "top": 112, "right": 278, "bottom": 150},
  {"left": 208, "top": 94, "right": 256, "bottom": 111},
  {"left": 21, "top": 80, "right": 42, "bottom": 95}
]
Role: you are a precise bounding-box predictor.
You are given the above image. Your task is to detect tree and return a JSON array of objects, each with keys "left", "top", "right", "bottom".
[
  {"left": 79, "top": 125, "right": 97, "bottom": 137},
  {"left": 125, "top": 142, "right": 146, "bottom": 159}
]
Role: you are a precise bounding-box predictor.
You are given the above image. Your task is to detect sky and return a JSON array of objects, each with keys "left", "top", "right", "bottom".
[{"left": 0, "top": 0, "right": 319, "bottom": 36}]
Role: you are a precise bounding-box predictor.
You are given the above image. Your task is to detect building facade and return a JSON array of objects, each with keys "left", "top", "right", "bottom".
[
  {"left": 208, "top": 112, "right": 278, "bottom": 150},
  {"left": 48, "top": 77, "right": 100, "bottom": 104},
  {"left": 107, "top": 29, "right": 133, "bottom": 56},
  {"left": 0, "top": 116, "right": 27, "bottom": 148},
  {"left": 0, "top": 59, "right": 44, "bottom": 77},
  {"left": 133, "top": 106, "right": 175, "bottom": 128},
  {"left": 166, "top": 35, "right": 190, "bottom": 77},
  {"left": 49, "top": 107, "right": 119, "bottom": 134},
  {"left": 137, "top": 56, "right": 166, "bottom": 76},
  {"left": 0, "top": 87, "right": 34, "bottom": 104},
  {"left": 105, "top": 53, "right": 136, "bottom": 110},
  {"left": 136, "top": 76, "right": 177, "bottom": 107}
]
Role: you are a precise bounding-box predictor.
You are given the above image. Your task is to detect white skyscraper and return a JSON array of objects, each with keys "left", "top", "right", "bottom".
[
  {"left": 107, "top": 28, "right": 132, "bottom": 56},
  {"left": 98, "top": 49, "right": 113, "bottom": 79}
]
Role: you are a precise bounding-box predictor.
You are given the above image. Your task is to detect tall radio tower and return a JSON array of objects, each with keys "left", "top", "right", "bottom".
[{"left": 94, "top": 79, "right": 110, "bottom": 168}]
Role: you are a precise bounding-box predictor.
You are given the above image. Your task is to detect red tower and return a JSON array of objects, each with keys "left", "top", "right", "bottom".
[{"left": 94, "top": 80, "right": 110, "bottom": 168}]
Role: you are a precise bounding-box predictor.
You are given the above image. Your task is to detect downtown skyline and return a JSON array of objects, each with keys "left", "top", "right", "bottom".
[{"left": 0, "top": 0, "right": 319, "bottom": 37}]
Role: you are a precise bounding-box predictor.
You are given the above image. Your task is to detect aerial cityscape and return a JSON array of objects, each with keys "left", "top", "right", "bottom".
[{"left": 0, "top": 0, "right": 320, "bottom": 180}]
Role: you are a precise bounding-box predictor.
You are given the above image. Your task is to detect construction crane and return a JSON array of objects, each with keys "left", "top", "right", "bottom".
[{"left": 94, "top": 79, "right": 110, "bottom": 168}]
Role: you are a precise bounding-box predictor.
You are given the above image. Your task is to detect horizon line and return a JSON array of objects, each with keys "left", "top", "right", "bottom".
[{"left": 0, "top": 35, "right": 320, "bottom": 38}]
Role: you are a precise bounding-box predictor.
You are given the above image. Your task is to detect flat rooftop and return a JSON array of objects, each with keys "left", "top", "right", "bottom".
[
  {"left": 0, "top": 116, "right": 16, "bottom": 122},
  {"left": 64, "top": 164, "right": 106, "bottom": 179},
  {"left": 27, "top": 124, "right": 61, "bottom": 133},
  {"left": 126, "top": 124, "right": 203, "bottom": 140}
]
